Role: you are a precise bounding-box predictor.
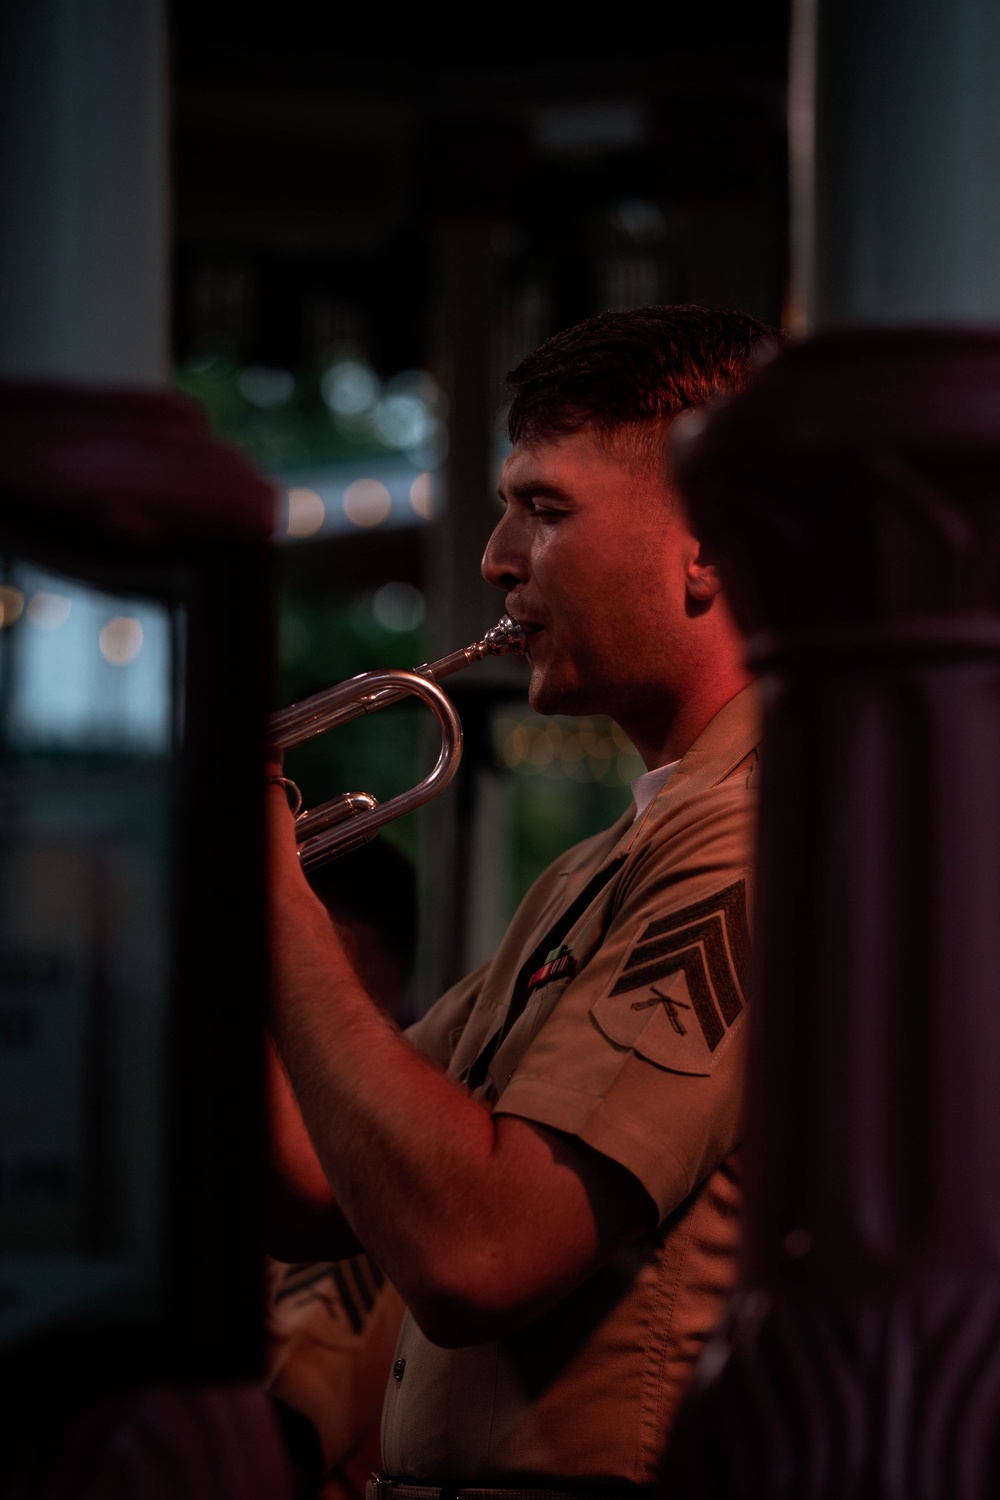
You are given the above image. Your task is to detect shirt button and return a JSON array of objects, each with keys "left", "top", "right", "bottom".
[{"left": 393, "top": 1358, "right": 406, "bottom": 1383}]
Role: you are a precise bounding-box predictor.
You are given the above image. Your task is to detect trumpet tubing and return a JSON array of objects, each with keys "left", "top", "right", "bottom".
[{"left": 269, "top": 615, "right": 527, "bottom": 870}]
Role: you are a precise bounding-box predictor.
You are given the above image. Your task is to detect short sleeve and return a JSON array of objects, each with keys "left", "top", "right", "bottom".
[{"left": 493, "top": 783, "right": 754, "bottom": 1221}]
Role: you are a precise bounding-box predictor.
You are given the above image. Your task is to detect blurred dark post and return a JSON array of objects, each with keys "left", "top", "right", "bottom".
[
  {"left": 422, "top": 122, "right": 529, "bottom": 994},
  {"left": 0, "top": 0, "right": 169, "bottom": 384},
  {"left": 0, "top": 2, "right": 288, "bottom": 1493},
  {"left": 666, "top": 0, "right": 1000, "bottom": 1495},
  {"left": 431, "top": 216, "right": 501, "bottom": 660}
]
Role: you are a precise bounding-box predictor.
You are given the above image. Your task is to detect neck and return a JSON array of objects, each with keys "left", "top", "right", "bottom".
[{"left": 622, "top": 666, "right": 753, "bottom": 771}]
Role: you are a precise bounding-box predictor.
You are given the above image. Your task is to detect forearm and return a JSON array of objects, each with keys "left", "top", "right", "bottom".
[
  {"left": 269, "top": 874, "right": 502, "bottom": 1312},
  {"left": 266, "top": 1033, "right": 362, "bottom": 1260}
]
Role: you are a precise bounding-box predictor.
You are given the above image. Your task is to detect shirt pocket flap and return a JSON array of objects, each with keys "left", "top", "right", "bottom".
[{"left": 590, "top": 989, "right": 723, "bottom": 1075}]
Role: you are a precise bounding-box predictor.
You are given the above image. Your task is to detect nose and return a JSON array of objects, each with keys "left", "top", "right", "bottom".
[{"left": 481, "top": 508, "right": 527, "bottom": 592}]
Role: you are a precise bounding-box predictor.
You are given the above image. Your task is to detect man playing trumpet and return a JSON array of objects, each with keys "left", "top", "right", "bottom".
[{"left": 267, "top": 304, "right": 778, "bottom": 1494}]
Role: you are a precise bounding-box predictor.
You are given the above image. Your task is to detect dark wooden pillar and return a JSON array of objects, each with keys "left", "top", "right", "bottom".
[{"left": 668, "top": 329, "right": 1000, "bottom": 1497}]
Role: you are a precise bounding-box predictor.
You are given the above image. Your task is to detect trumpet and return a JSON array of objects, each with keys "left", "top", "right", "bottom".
[{"left": 269, "top": 615, "right": 528, "bottom": 870}]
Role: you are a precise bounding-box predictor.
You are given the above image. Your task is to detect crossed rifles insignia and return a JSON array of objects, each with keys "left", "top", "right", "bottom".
[{"left": 609, "top": 880, "right": 752, "bottom": 1057}]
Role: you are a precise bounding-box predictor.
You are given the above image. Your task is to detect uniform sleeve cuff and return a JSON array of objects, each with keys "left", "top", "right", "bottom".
[{"left": 494, "top": 1076, "right": 694, "bottom": 1220}]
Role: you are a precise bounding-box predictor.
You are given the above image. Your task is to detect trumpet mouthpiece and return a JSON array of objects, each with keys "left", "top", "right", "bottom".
[{"left": 481, "top": 615, "right": 528, "bottom": 657}]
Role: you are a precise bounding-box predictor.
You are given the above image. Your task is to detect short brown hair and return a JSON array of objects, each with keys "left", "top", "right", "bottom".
[{"left": 505, "top": 304, "right": 781, "bottom": 465}]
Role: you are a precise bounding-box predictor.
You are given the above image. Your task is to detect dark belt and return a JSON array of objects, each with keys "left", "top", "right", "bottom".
[{"left": 367, "top": 1476, "right": 656, "bottom": 1500}]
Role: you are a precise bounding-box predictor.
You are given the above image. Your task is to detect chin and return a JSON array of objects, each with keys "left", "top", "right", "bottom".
[
  {"left": 528, "top": 672, "right": 590, "bottom": 718},
  {"left": 526, "top": 674, "right": 557, "bottom": 715}
]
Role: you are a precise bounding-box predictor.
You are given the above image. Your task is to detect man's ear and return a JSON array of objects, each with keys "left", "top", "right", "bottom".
[{"left": 684, "top": 540, "right": 724, "bottom": 602}]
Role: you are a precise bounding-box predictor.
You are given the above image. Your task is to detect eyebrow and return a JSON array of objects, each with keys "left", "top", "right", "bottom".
[{"left": 497, "top": 477, "right": 575, "bottom": 504}]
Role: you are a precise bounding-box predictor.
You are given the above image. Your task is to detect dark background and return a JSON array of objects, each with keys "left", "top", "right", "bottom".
[
  {"left": 165, "top": 3, "right": 792, "bottom": 992},
  {"left": 168, "top": 4, "right": 790, "bottom": 374}
]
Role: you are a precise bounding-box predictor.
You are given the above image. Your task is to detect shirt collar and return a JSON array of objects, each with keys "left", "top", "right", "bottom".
[{"left": 630, "top": 760, "right": 681, "bottom": 821}]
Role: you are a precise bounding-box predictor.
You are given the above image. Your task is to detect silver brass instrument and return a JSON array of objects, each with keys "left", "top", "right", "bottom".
[{"left": 269, "top": 615, "right": 527, "bottom": 870}]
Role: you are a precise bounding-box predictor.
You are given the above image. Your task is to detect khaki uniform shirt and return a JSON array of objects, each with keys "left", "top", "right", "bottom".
[
  {"left": 266, "top": 1255, "right": 404, "bottom": 1496},
  {"left": 381, "top": 688, "right": 760, "bottom": 1486}
]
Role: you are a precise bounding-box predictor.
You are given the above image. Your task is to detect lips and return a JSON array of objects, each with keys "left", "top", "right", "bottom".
[
  {"left": 510, "top": 619, "right": 542, "bottom": 658},
  {"left": 506, "top": 604, "right": 542, "bottom": 633},
  {"left": 506, "top": 603, "right": 545, "bottom": 662}
]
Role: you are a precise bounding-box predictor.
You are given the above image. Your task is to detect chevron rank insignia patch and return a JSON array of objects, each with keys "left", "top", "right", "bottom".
[{"left": 595, "top": 881, "right": 751, "bottom": 1074}]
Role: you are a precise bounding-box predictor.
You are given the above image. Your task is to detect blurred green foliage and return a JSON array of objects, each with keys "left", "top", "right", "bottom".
[
  {"left": 176, "top": 346, "right": 390, "bottom": 471},
  {"left": 509, "top": 774, "right": 633, "bottom": 905}
]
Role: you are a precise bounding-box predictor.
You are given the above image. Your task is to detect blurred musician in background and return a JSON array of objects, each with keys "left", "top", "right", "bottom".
[
  {"left": 266, "top": 306, "right": 779, "bottom": 1497},
  {"left": 267, "top": 839, "right": 415, "bottom": 1499}
]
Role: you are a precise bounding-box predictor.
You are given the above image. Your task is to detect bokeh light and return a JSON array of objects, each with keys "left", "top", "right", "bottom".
[
  {"left": 237, "top": 365, "right": 295, "bottom": 408},
  {"left": 287, "top": 486, "right": 326, "bottom": 538},
  {"left": 372, "top": 393, "right": 434, "bottom": 451},
  {"left": 409, "top": 471, "right": 435, "bottom": 520},
  {"left": 26, "top": 591, "right": 72, "bottom": 630},
  {"left": 99, "top": 616, "right": 144, "bottom": 666},
  {"left": 343, "top": 478, "right": 392, "bottom": 528},
  {"left": 495, "top": 712, "right": 643, "bottom": 785},
  {"left": 371, "top": 582, "right": 426, "bottom": 633},
  {"left": 0, "top": 585, "right": 25, "bottom": 627},
  {"left": 321, "top": 359, "right": 381, "bottom": 419}
]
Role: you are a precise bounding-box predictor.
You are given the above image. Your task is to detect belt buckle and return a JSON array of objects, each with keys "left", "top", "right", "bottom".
[{"left": 369, "top": 1476, "right": 396, "bottom": 1500}]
